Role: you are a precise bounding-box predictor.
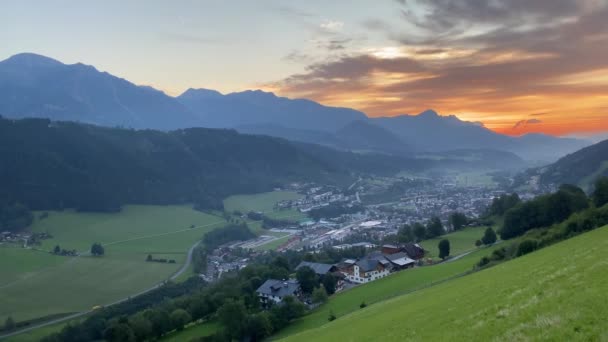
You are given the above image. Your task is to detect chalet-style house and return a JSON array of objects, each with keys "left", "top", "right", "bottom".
[
  {"left": 382, "top": 243, "right": 425, "bottom": 260},
  {"left": 296, "top": 261, "right": 337, "bottom": 275},
  {"left": 256, "top": 279, "right": 301, "bottom": 307},
  {"left": 340, "top": 256, "right": 390, "bottom": 284}
]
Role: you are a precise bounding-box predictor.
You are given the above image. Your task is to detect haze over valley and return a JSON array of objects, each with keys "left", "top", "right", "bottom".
[{"left": 1, "top": 1, "right": 608, "bottom": 341}]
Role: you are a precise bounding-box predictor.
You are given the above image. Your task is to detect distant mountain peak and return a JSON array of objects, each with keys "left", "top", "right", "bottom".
[
  {"left": 179, "top": 88, "right": 223, "bottom": 99},
  {"left": 418, "top": 109, "right": 439, "bottom": 118},
  {"left": 2, "top": 52, "right": 63, "bottom": 67}
]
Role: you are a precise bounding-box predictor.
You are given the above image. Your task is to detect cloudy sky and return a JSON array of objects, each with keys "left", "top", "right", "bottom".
[{"left": 2, "top": 0, "right": 607, "bottom": 136}]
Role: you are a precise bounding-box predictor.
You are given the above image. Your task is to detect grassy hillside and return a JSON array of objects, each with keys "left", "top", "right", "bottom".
[
  {"left": 0, "top": 205, "right": 224, "bottom": 323},
  {"left": 273, "top": 244, "right": 503, "bottom": 339},
  {"left": 282, "top": 226, "right": 608, "bottom": 341}
]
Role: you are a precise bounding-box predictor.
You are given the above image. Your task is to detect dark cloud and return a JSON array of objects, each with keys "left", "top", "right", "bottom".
[
  {"left": 273, "top": 1, "right": 608, "bottom": 121},
  {"left": 513, "top": 119, "right": 542, "bottom": 129},
  {"left": 414, "top": 48, "right": 448, "bottom": 55},
  {"left": 397, "top": 0, "right": 584, "bottom": 35}
]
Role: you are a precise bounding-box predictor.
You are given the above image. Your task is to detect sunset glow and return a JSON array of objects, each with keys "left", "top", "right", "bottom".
[{"left": 3, "top": 0, "right": 607, "bottom": 137}]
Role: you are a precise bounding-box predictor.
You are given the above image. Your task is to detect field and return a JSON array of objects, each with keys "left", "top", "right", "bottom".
[
  {"left": 282, "top": 226, "right": 608, "bottom": 341},
  {"left": 223, "top": 191, "right": 305, "bottom": 219},
  {"left": 419, "top": 226, "right": 487, "bottom": 260},
  {"left": 224, "top": 191, "right": 306, "bottom": 250},
  {"left": 0, "top": 205, "right": 225, "bottom": 324},
  {"left": 273, "top": 244, "right": 503, "bottom": 339}
]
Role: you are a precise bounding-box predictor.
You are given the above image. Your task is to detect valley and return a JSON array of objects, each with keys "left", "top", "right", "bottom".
[{"left": 0, "top": 205, "right": 225, "bottom": 324}]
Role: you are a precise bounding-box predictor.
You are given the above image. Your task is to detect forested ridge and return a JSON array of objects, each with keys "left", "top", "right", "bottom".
[{"left": 0, "top": 117, "right": 413, "bottom": 215}]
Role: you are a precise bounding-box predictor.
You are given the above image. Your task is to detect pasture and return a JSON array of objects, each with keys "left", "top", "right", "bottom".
[
  {"left": 419, "top": 226, "right": 488, "bottom": 260},
  {"left": 0, "top": 205, "right": 224, "bottom": 323},
  {"left": 282, "top": 226, "right": 608, "bottom": 341}
]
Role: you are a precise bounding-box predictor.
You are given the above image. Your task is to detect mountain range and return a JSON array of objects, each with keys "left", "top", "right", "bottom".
[{"left": 0, "top": 53, "right": 592, "bottom": 162}]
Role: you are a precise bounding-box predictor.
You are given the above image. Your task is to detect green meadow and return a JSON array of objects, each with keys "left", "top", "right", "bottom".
[
  {"left": 0, "top": 205, "right": 225, "bottom": 323},
  {"left": 282, "top": 226, "right": 608, "bottom": 341},
  {"left": 223, "top": 191, "right": 307, "bottom": 221},
  {"left": 419, "top": 226, "right": 487, "bottom": 260}
]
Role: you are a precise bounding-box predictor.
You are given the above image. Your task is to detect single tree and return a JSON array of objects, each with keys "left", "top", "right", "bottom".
[
  {"left": 244, "top": 312, "right": 272, "bottom": 341},
  {"left": 146, "top": 254, "right": 153, "bottom": 262},
  {"left": 449, "top": 212, "right": 468, "bottom": 231},
  {"left": 438, "top": 239, "right": 450, "bottom": 260},
  {"left": 397, "top": 224, "right": 415, "bottom": 243},
  {"left": 481, "top": 227, "right": 497, "bottom": 245},
  {"left": 218, "top": 300, "right": 247, "bottom": 338},
  {"left": 170, "top": 308, "right": 191, "bottom": 331},
  {"left": 413, "top": 222, "right": 426, "bottom": 241},
  {"left": 322, "top": 274, "right": 337, "bottom": 295},
  {"left": 104, "top": 322, "right": 135, "bottom": 342},
  {"left": 91, "top": 242, "right": 105, "bottom": 256},
  {"left": 312, "top": 287, "right": 328, "bottom": 304},
  {"left": 129, "top": 314, "right": 153, "bottom": 341},
  {"left": 296, "top": 266, "right": 318, "bottom": 294},
  {"left": 426, "top": 217, "right": 444, "bottom": 238},
  {"left": 475, "top": 239, "right": 482, "bottom": 247},
  {"left": 53, "top": 245, "right": 61, "bottom": 255}
]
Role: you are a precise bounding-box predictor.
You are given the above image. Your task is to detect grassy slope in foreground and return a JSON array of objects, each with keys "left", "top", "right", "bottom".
[
  {"left": 283, "top": 226, "right": 608, "bottom": 341},
  {"left": 0, "top": 205, "right": 224, "bottom": 323},
  {"left": 274, "top": 244, "right": 503, "bottom": 339}
]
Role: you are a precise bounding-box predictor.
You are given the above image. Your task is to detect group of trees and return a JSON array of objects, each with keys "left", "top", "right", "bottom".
[
  {"left": 202, "top": 223, "right": 255, "bottom": 250},
  {"left": 309, "top": 204, "right": 364, "bottom": 221},
  {"left": 448, "top": 212, "right": 468, "bottom": 231},
  {"left": 486, "top": 193, "right": 521, "bottom": 217},
  {"left": 501, "top": 185, "right": 589, "bottom": 239},
  {"left": 146, "top": 254, "right": 176, "bottom": 264},
  {"left": 476, "top": 177, "right": 608, "bottom": 270},
  {"left": 295, "top": 266, "right": 337, "bottom": 299},
  {"left": 397, "top": 216, "right": 445, "bottom": 243},
  {"left": 52, "top": 245, "right": 77, "bottom": 256}
]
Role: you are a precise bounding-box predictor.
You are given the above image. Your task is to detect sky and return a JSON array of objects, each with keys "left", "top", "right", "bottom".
[{"left": 1, "top": 0, "right": 607, "bottom": 137}]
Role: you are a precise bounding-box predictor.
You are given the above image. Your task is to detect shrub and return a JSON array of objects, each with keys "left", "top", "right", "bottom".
[{"left": 517, "top": 240, "right": 538, "bottom": 257}]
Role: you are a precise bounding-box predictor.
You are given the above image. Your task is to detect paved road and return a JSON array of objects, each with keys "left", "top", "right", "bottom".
[{"left": 0, "top": 223, "right": 220, "bottom": 340}]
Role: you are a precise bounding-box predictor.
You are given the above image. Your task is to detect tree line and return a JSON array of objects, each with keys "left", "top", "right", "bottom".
[
  {"left": 476, "top": 177, "right": 608, "bottom": 269},
  {"left": 0, "top": 117, "right": 423, "bottom": 216}
]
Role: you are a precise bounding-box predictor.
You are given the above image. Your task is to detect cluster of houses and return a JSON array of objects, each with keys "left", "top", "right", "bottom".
[{"left": 256, "top": 243, "right": 425, "bottom": 306}]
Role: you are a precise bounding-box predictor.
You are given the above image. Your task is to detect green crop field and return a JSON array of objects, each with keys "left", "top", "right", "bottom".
[
  {"left": 0, "top": 205, "right": 225, "bottom": 324},
  {"left": 419, "top": 226, "right": 487, "bottom": 260},
  {"left": 274, "top": 244, "right": 503, "bottom": 339},
  {"left": 282, "top": 226, "right": 608, "bottom": 341}
]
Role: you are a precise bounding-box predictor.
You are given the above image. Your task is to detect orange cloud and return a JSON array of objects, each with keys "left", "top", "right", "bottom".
[{"left": 269, "top": 0, "right": 608, "bottom": 137}]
